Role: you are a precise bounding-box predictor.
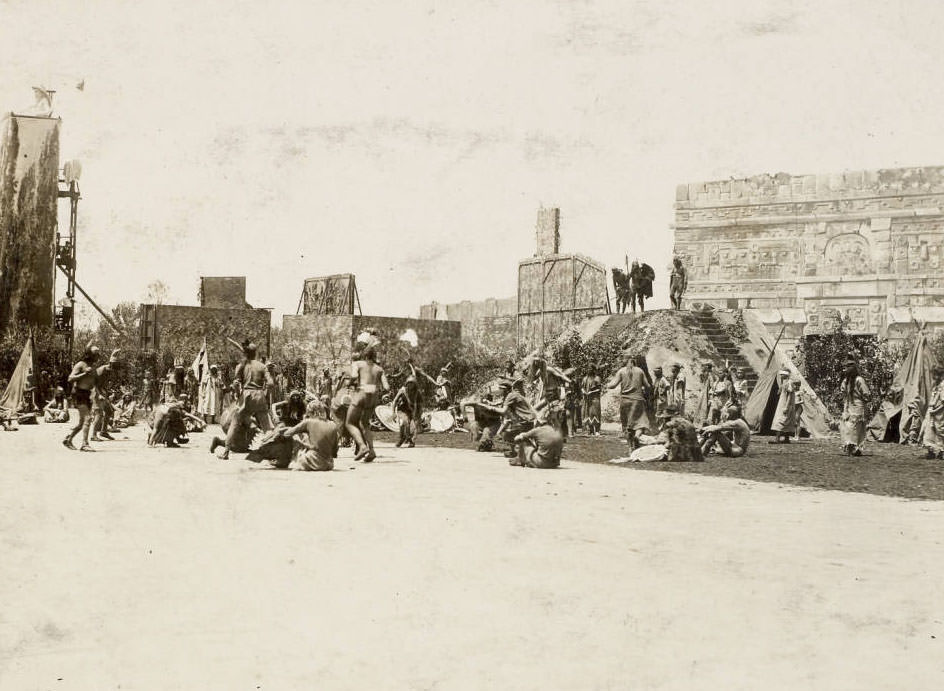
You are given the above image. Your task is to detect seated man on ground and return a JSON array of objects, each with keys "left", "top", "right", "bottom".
[
  {"left": 210, "top": 397, "right": 260, "bottom": 458},
  {"left": 480, "top": 378, "right": 537, "bottom": 458},
  {"left": 511, "top": 419, "right": 564, "bottom": 469},
  {"left": 43, "top": 387, "right": 70, "bottom": 423},
  {"left": 700, "top": 405, "right": 751, "bottom": 458},
  {"left": 277, "top": 400, "right": 339, "bottom": 471},
  {"left": 662, "top": 404, "right": 704, "bottom": 462},
  {"left": 148, "top": 399, "right": 190, "bottom": 448},
  {"left": 115, "top": 392, "right": 138, "bottom": 427},
  {"left": 248, "top": 390, "right": 307, "bottom": 467}
]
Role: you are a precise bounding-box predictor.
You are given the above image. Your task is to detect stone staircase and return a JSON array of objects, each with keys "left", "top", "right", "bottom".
[{"left": 691, "top": 310, "right": 759, "bottom": 389}]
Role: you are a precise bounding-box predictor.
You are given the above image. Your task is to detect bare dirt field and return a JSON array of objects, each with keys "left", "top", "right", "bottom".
[
  {"left": 1, "top": 420, "right": 942, "bottom": 690},
  {"left": 404, "top": 430, "right": 944, "bottom": 501}
]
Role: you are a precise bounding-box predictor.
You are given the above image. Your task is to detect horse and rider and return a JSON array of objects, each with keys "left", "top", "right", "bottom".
[
  {"left": 611, "top": 255, "right": 688, "bottom": 312},
  {"left": 612, "top": 259, "right": 655, "bottom": 313}
]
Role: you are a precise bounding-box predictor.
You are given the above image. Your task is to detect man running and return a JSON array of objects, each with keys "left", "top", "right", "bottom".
[
  {"left": 346, "top": 347, "right": 388, "bottom": 462},
  {"left": 63, "top": 346, "right": 120, "bottom": 452}
]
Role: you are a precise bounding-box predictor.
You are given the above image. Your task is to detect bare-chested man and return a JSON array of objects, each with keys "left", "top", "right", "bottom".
[
  {"left": 346, "top": 347, "right": 388, "bottom": 462},
  {"left": 221, "top": 342, "right": 274, "bottom": 458},
  {"left": 63, "top": 346, "right": 120, "bottom": 452}
]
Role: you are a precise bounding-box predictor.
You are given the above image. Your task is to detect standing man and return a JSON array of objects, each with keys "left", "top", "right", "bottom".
[
  {"left": 200, "top": 364, "right": 224, "bottom": 425},
  {"left": 63, "top": 346, "right": 120, "bottom": 452},
  {"left": 317, "top": 368, "right": 334, "bottom": 408},
  {"left": 840, "top": 360, "right": 870, "bottom": 456},
  {"left": 651, "top": 366, "right": 669, "bottom": 428},
  {"left": 606, "top": 355, "right": 651, "bottom": 449},
  {"left": 391, "top": 376, "right": 421, "bottom": 448},
  {"left": 222, "top": 343, "right": 274, "bottom": 458},
  {"left": 346, "top": 346, "right": 388, "bottom": 462},
  {"left": 581, "top": 365, "right": 602, "bottom": 436},
  {"left": 666, "top": 363, "right": 686, "bottom": 416},
  {"left": 770, "top": 369, "right": 797, "bottom": 444},
  {"left": 669, "top": 256, "right": 688, "bottom": 310}
]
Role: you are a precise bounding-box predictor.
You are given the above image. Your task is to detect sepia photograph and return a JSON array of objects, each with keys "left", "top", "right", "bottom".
[{"left": 1, "top": 1, "right": 942, "bottom": 689}]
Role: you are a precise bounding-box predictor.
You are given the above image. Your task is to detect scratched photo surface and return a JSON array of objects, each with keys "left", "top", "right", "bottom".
[{"left": 1, "top": 1, "right": 943, "bottom": 689}]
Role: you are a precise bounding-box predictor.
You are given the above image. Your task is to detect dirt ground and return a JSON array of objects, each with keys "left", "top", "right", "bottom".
[
  {"left": 1, "top": 420, "right": 942, "bottom": 690},
  {"left": 401, "top": 429, "right": 944, "bottom": 501}
]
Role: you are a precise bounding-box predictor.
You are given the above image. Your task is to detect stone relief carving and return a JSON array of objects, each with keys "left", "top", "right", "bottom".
[{"left": 824, "top": 233, "right": 873, "bottom": 275}]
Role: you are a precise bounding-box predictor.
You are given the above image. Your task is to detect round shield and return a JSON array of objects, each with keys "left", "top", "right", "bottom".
[
  {"left": 373, "top": 404, "right": 399, "bottom": 432},
  {"left": 630, "top": 444, "right": 668, "bottom": 462},
  {"left": 427, "top": 410, "right": 455, "bottom": 432}
]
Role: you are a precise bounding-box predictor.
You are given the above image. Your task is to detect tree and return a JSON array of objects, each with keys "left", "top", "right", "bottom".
[
  {"left": 792, "top": 315, "right": 903, "bottom": 418},
  {"left": 145, "top": 280, "right": 169, "bottom": 305}
]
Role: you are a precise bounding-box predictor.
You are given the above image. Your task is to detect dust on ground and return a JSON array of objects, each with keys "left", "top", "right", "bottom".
[{"left": 1, "top": 421, "right": 942, "bottom": 690}]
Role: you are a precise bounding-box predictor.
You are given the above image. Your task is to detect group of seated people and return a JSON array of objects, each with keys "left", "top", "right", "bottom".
[
  {"left": 207, "top": 388, "right": 339, "bottom": 471},
  {"left": 471, "top": 376, "right": 565, "bottom": 469}
]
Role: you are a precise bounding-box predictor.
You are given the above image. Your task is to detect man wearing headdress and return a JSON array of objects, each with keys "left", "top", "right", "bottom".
[{"left": 63, "top": 345, "right": 120, "bottom": 451}]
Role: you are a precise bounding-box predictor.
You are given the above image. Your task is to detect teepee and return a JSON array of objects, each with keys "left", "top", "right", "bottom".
[
  {"left": 868, "top": 330, "right": 940, "bottom": 442},
  {"left": 0, "top": 335, "right": 36, "bottom": 414},
  {"left": 743, "top": 345, "right": 832, "bottom": 439}
]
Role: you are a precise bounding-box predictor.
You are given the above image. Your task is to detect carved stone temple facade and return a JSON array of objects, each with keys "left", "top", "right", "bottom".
[{"left": 673, "top": 167, "right": 944, "bottom": 347}]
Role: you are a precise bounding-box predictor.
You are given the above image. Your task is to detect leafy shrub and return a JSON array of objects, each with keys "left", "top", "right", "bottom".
[
  {"left": 792, "top": 316, "right": 904, "bottom": 418},
  {"left": 550, "top": 327, "right": 625, "bottom": 380}
]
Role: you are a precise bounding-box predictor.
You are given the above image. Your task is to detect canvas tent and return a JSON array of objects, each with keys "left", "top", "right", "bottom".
[
  {"left": 0, "top": 335, "right": 36, "bottom": 415},
  {"left": 867, "top": 331, "right": 940, "bottom": 442},
  {"left": 743, "top": 346, "right": 832, "bottom": 439}
]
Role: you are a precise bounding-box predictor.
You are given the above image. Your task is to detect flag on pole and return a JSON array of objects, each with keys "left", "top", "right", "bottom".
[{"left": 192, "top": 338, "right": 209, "bottom": 382}]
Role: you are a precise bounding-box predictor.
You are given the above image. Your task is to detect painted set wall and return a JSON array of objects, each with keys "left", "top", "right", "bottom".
[
  {"left": 282, "top": 313, "right": 462, "bottom": 391},
  {"left": 140, "top": 303, "right": 271, "bottom": 366},
  {"left": 0, "top": 114, "right": 60, "bottom": 330},
  {"left": 673, "top": 167, "right": 944, "bottom": 336},
  {"left": 517, "top": 253, "right": 608, "bottom": 352},
  {"left": 200, "top": 276, "right": 249, "bottom": 309}
]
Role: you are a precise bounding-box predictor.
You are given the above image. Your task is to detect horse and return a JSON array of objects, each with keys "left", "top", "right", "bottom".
[{"left": 611, "top": 268, "right": 631, "bottom": 314}]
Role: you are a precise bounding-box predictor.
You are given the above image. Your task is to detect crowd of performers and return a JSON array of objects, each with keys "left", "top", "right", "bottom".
[
  {"left": 7, "top": 331, "right": 944, "bottom": 465},
  {"left": 467, "top": 355, "right": 759, "bottom": 464}
]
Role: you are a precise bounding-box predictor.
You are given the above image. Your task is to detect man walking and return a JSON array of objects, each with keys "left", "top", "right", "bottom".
[{"left": 63, "top": 345, "right": 120, "bottom": 452}]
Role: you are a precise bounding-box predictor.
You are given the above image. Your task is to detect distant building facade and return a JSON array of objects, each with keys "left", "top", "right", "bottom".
[
  {"left": 419, "top": 296, "right": 517, "bottom": 352},
  {"left": 673, "top": 167, "right": 944, "bottom": 346}
]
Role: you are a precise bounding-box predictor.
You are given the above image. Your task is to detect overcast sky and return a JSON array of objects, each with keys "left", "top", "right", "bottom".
[{"left": 3, "top": 0, "right": 944, "bottom": 327}]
